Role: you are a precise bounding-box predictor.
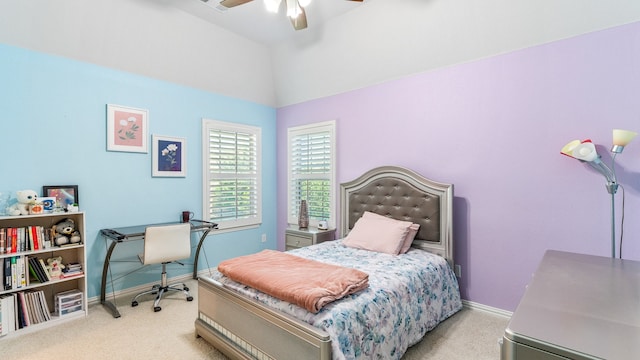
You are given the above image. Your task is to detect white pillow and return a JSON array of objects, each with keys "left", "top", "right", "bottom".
[
  {"left": 362, "top": 212, "right": 420, "bottom": 254},
  {"left": 343, "top": 212, "right": 413, "bottom": 255}
]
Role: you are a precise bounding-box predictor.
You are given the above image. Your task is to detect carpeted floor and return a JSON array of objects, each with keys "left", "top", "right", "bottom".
[{"left": 1, "top": 279, "right": 509, "bottom": 359}]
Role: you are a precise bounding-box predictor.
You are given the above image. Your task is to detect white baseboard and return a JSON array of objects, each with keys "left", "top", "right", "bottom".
[
  {"left": 462, "top": 299, "right": 513, "bottom": 318},
  {"left": 88, "top": 272, "right": 199, "bottom": 305}
]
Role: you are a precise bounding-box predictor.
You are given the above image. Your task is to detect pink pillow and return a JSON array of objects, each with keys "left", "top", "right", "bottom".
[
  {"left": 343, "top": 212, "right": 413, "bottom": 255},
  {"left": 362, "top": 212, "right": 420, "bottom": 254},
  {"left": 401, "top": 224, "right": 420, "bottom": 253}
]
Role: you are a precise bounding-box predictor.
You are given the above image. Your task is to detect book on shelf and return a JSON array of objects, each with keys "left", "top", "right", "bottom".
[
  {"left": 14, "top": 228, "right": 21, "bottom": 253},
  {"left": 0, "top": 228, "right": 5, "bottom": 255},
  {"left": 61, "top": 262, "right": 83, "bottom": 278},
  {"left": 27, "top": 257, "right": 49, "bottom": 284},
  {"left": 18, "top": 257, "right": 26, "bottom": 288},
  {"left": 1, "top": 228, "right": 10, "bottom": 254},
  {"left": 1, "top": 255, "right": 55, "bottom": 290},
  {"left": 36, "top": 291, "right": 51, "bottom": 322},
  {"left": 10, "top": 257, "right": 17, "bottom": 290},
  {"left": 1, "top": 256, "right": 28, "bottom": 290},
  {"left": 10, "top": 228, "right": 17, "bottom": 254},
  {"left": 16, "top": 292, "right": 28, "bottom": 329},
  {"left": 0, "top": 293, "right": 17, "bottom": 336},
  {"left": 0, "top": 290, "right": 51, "bottom": 332},
  {"left": 30, "top": 291, "right": 48, "bottom": 325},
  {"left": 27, "top": 261, "right": 40, "bottom": 284},
  {"left": 0, "top": 225, "right": 50, "bottom": 254},
  {"left": 30, "top": 226, "right": 40, "bottom": 251},
  {"left": 17, "top": 228, "right": 25, "bottom": 253},
  {"left": 37, "top": 259, "right": 52, "bottom": 282},
  {"left": 61, "top": 271, "right": 84, "bottom": 279},
  {"left": 25, "top": 292, "right": 37, "bottom": 325},
  {"left": 66, "top": 262, "right": 82, "bottom": 270},
  {"left": 3, "top": 258, "right": 10, "bottom": 291}
]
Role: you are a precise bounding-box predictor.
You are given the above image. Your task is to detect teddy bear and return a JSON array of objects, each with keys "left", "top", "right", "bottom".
[
  {"left": 46, "top": 256, "right": 66, "bottom": 279},
  {"left": 51, "top": 218, "right": 82, "bottom": 246},
  {"left": 6, "top": 189, "right": 38, "bottom": 216}
]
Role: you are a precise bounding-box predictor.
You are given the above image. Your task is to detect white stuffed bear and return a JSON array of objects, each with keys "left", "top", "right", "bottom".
[
  {"left": 46, "top": 256, "right": 66, "bottom": 279},
  {"left": 6, "top": 190, "right": 38, "bottom": 216}
]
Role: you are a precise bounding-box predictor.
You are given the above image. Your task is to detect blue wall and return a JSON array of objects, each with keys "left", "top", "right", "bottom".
[{"left": 0, "top": 43, "right": 278, "bottom": 299}]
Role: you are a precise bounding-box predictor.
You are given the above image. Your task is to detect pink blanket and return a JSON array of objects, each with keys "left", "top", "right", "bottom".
[{"left": 217, "top": 249, "right": 369, "bottom": 313}]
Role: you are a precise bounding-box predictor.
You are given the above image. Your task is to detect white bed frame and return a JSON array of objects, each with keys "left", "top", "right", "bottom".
[{"left": 195, "top": 166, "right": 454, "bottom": 360}]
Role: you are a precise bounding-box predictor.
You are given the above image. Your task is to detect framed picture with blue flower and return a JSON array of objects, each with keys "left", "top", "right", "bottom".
[{"left": 152, "top": 134, "right": 186, "bottom": 177}]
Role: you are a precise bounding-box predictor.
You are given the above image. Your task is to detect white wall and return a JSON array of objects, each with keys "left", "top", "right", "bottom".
[
  {"left": 272, "top": 0, "right": 640, "bottom": 106},
  {"left": 3, "top": 0, "right": 640, "bottom": 107},
  {"left": 0, "top": 0, "right": 276, "bottom": 106}
]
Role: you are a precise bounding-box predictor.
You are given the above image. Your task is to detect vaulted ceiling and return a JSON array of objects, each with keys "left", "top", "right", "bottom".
[
  {"left": 1, "top": 0, "right": 640, "bottom": 107},
  {"left": 169, "top": 0, "right": 365, "bottom": 45}
]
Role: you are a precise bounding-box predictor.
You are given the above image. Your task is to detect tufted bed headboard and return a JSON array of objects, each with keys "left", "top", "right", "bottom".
[{"left": 340, "top": 166, "right": 454, "bottom": 266}]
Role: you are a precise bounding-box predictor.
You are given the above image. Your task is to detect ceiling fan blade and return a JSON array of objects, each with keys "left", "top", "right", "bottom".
[
  {"left": 290, "top": 6, "right": 308, "bottom": 30},
  {"left": 219, "top": 0, "right": 254, "bottom": 8}
]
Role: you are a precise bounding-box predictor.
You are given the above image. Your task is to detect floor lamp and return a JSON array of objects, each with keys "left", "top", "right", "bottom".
[{"left": 561, "top": 129, "right": 637, "bottom": 258}]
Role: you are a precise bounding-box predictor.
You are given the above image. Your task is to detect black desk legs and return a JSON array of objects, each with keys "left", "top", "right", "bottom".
[
  {"left": 101, "top": 225, "right": 213, "bottom": 318},
  {"left": 101, "top": 239, "right": 122, "bottom": 318},
  {"left": 192, "top": 227, "right": 213, "bottom": 279}
]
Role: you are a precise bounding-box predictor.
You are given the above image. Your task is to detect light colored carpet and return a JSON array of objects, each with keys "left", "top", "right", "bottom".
[{"left": 1, "top": 279, "right": 509, "bottom": 359}]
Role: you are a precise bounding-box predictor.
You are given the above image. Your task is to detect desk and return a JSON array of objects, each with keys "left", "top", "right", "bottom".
[
  {"left": 501, "top": 250, "right": 640, "bottom": 359},
  {"left": 100, "top": 220, "right": 217, "bottom": 318}
]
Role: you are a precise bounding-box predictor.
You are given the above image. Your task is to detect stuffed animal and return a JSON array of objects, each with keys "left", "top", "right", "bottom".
[
  {"left": 6, "top": 190, "right": 38, "bottom": 216},
  {"left": 52, "top": 218, "right": 82, "bottom": 246},
  {"left": 46, "top": 256, "right": 65, "bottom": 279}
]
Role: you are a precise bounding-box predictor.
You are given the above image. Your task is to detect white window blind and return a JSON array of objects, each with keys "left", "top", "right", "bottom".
[
  {"left": 202, "top": 119, "right": 261, "bottom": 230},
  {"left": 287, "top": 121, "right": 336, "bottom": 228}
]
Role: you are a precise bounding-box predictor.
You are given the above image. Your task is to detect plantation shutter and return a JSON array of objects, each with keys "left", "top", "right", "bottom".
[
  {"left": 204, "top": 120, "right": 261, "bottom": 230},
  {"left": 288, "top": 121, "right": 335, "bottom": 226}
]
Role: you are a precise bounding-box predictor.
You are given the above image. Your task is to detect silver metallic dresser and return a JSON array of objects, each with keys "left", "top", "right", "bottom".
[{"left": 501, "top": 250, "right": 640, "bottom": 360}]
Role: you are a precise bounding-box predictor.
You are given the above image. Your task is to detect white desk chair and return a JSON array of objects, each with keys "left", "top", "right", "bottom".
[{"left": 131, "top": 223, "right": 193, "bottom": 312}]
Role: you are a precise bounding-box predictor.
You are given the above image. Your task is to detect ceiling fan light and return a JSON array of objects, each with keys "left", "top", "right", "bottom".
[
  {"left": 286, "top": 0, "right": 301, "bottom": 18},
  {"left": 264, "top": 0, "right": 281, "bottom": 13}
]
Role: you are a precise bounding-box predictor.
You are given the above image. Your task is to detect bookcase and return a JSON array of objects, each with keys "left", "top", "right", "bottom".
[{"left": 0, "top": 212, "right": 87, "bottom": 338}]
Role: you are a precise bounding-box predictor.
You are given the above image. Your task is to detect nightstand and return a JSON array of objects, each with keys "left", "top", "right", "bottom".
[{"left": 285, "top": 226, "right": 336, "bottom": 250}]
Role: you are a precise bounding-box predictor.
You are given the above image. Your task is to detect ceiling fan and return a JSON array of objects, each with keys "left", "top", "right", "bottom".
[{"left": 217, "top": 0, "right": 363, "bottom": 31}]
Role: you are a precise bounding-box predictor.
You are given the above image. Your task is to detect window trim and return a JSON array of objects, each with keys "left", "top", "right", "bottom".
[
  {"left": 287, "top": 120, "right": 336, "bottom": 229},
  {"left": 202, "top": 119, "right": 262, "bottom": 231}
]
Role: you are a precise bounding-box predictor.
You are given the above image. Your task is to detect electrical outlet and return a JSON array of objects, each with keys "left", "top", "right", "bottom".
[
  {"left": 454, "top": 264, "right": 462, "bottom": 278},
  {"left": 261, "top": 234, "right": 267, "bottom": 243}
]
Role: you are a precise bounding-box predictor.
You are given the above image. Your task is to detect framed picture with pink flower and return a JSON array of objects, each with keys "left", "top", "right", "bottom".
[
  {"left": 152, "top": 134, "right": 186, "bottom": 177},
  {"left": 106, "top": 104, "right": 148, "bottom": 153}
]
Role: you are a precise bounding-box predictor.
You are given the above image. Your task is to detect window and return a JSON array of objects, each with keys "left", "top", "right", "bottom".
[
  {"left": 287, "top": 120, "right": 336, "bottom": 228},
  {"left": 202, "top": 119, "right": 262, "bottom": 231}
]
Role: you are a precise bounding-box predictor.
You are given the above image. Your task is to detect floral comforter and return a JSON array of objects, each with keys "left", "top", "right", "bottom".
[{"left": 209, "top": 240, "right": 462, "bottom": 360}]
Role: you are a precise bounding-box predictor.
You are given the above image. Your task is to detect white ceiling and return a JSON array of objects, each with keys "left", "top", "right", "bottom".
[
  {"left": 3, "top": 0, "right": 640, "bottom": 107},
  {"left": 166, "top": 0, "right": 366, "bottom": 45}
]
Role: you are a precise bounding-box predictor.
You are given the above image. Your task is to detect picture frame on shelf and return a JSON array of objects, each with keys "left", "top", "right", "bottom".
[
  {"left": 106, "top": 104, "right": 148, "bottom": 153},
  {"left": 42, "top": 185, "right": 79, "bottom": 210},
  {"left": 152, "top": 134, "right": 186, "bottom": 177},
  {"left": 39, "top": 196, "right": 56, "bottom": 213}
]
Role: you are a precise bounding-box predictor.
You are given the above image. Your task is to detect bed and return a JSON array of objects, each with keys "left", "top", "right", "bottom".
[{"left": 195, "top": 166, "right": 462, "bottom": 360}]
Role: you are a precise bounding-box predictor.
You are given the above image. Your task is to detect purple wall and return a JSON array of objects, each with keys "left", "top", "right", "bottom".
[{"left": 276, "top": 22, "right": 640, "bottom": 311}]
